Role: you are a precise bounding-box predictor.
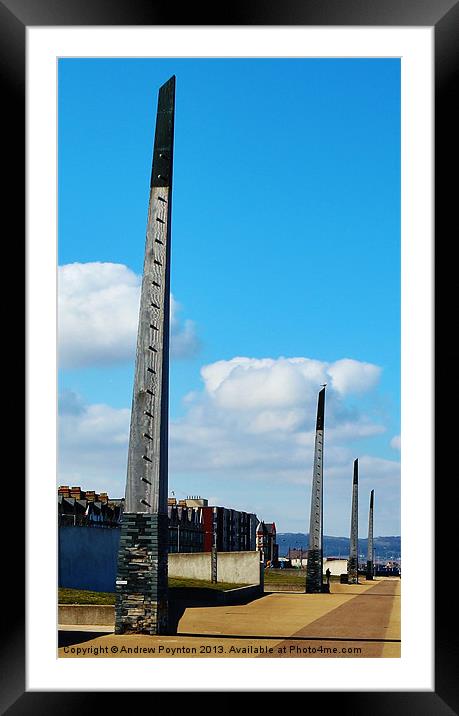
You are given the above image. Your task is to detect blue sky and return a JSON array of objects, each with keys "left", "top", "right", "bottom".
[{"left": 58, "top": 58, "right": 400, "bottom": 536}]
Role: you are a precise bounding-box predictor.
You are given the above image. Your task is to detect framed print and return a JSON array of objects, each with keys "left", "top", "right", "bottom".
[{"left": 3, "top": 0, "right": 456, "bottom": 709}]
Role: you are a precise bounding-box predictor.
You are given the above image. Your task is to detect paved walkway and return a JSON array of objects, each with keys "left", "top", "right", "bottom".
[
  {"left": 260, "top": 578, "right": 400, "bottom": 658},
  {"left": 58, "top": 578, "right": 400, "bottom": 659}
]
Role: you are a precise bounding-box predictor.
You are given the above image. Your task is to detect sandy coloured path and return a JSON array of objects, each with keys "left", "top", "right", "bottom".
[{"left": 58, "top": 577, "right": 400, "bottom": 659}]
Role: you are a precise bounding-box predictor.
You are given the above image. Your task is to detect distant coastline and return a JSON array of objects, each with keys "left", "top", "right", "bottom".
[{"left": 277, "top": 533, "right": 401, "bottom": 560}]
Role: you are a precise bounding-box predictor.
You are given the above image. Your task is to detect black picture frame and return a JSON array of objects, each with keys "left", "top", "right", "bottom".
[{"left": 4, "top": 0, "right": 456, "bottom": 710}]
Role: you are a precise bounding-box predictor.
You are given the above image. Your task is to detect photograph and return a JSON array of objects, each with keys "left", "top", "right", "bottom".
[
  {"left": 56, "top": 57, "right": 401, "bottom": 659},
  {"left": 0, "top": 0, "right": 450, "bottom": 702},
  {"left": 0, "top": 0, "right": 454, "bottom": 701}
]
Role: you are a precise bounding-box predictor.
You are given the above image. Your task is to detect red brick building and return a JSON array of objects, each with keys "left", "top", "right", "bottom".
[
  {"left": 201, "top": 505, "right": 258, "bottom": 552},
  {"left": 256, "top": 520, "right": 279, "bottom": 565}
]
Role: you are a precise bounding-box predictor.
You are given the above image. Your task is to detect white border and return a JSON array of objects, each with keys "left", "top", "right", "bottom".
[{"left": 27, "top": 27, "right": 433, "bottom": 691}]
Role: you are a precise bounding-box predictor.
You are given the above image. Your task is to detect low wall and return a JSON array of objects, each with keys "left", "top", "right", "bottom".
[
  {"left": 218, "top": 552, "right": 262, "bottom": 586},
  {"left": 59, "top": 526, "right": 262, "bottom": 592},
  {"left": 58, "top": 604, "right": 115, "bottom": 626},
  {"left": 323, "top": 558, "right": 348, "bottom": 576},
  {"left": 289, "top": 558, "right": 349, "bottom": 576},
  {"left": 168, "top": 551, "right": 262, "bottom": 586},
  {"left": 58, "top": 584, "right": 263, "bottom": 628}
]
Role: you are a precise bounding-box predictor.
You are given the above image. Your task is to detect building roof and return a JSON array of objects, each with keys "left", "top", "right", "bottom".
[{"left": 265, "top": 522, "right": 276, "bottom": 534}]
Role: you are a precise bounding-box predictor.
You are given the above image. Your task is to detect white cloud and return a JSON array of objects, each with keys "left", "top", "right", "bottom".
[
  {"left": 321, "top": 454, "right": 400, "bottom": 537},
  {"left": 170, "top": 295, "right": 201, "bottom": 359},
  {"left": 390, "top": 434, "right": 401, "bottom": 451},
  {"left": 58, "top": 390, "right": 130, "bottom": 495},
  {"left": 58, "top": 355, "right": 400, "bottom": 533},
  {"left": 58, "top": 262, "right": 140, "bottom": 369},
  {"left": 170, "top": 355, "right": 385, "bottom": 477},
  {"left": 58, "top": 262, "right": 199, "bottom": 369},
  {"left": 328, "top": 358, "right": 382, "bottom": 395},
  {"left": 201, "top": 355, "right": 380, "bottom": 410}
]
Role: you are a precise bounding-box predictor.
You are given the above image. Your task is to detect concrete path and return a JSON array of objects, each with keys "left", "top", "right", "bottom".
[
  {"left": 260, "top": 578, "right": 400, "bottom": 658},
  {"left": 58, "top": 578, "right": 400, "bottom": 659}
]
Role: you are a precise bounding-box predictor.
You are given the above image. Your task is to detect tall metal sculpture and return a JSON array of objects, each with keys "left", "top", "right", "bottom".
[
  {"left": 306, "top": 386, "right": 326, "bottom": 593},
  {"left": 366, "top": 489, "right": 375, "bottom": 580},
  {"left": 115, "top": 76, "right": 175, "bottom": 635},
  {"left": 347, "top": 458, "right": 359, "bottom": 584}
]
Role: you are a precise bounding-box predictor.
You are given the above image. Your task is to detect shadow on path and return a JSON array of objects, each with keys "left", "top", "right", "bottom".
[
  {"left": 176, "top": 631, "right": 400, "bottom": 643},
  {"left": 58, "top": 631, "right": 111, "bottom": 648},
  {"left": 168, "top": 587, "right": 265, "bottom": 634},
  {"left": 260, "top": 578, "right": 400, "bottom": 658}
]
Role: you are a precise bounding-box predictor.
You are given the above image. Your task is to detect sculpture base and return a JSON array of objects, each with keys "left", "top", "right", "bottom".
[
  {"left": 347, "top": 557, "right": 359, "bottom": 584},
  {"left": 115, "top": 512, "right": 168, "bottom": 635},
  {"left": 306, "top": 549, "right": 323, "bottom": 593}
]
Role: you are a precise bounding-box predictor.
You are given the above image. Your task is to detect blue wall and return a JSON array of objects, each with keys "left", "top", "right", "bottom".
[{"left": 58, "top": 526, "right": 121, "bottom": 593}]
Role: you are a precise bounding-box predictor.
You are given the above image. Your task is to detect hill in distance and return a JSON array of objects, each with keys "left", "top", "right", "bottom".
[{"left": 277, "top": 533, "right": 401, "bottom": 560}]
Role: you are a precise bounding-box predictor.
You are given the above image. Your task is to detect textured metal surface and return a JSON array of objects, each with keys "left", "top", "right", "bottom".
[
  {"left": 306, "top": 387, "right": 326, "bottom": 593},
  {"left": 366, "top": 489, "right": 375, "bottom": 579},
  {"left": 125, "top": 77, "right": 175, "bottom": 515},
  {"left": 150, "top": 76, "right": 175, "bottom": 187},
  {"left": 125, "top": 185, "right": 171, "bottom": 514},
  {"left": 347, "top": 459, "right": 359, "bottom": 583},
  {"left": 116, "top": 77, "right": 175, "bottom": 636},
  {"left": 308, "top": 427, "right": 324, "bottom": 552},
  {"left": 211, "top": 547, "right": 218, "bottom": 584},
  {"left": 308, "top": 388, "right": 325, "bottom": 551},
  {"left": 315, "top": 386, "right": 325, "bottom": 431}
]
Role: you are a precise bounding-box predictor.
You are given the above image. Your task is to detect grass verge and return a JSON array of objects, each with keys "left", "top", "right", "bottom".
[
  {"left": 58, "top": 577, "right": 248, "bottom": 605},
  {"left": 264, "top": 569, "right": 340, "bottom": 587}
]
